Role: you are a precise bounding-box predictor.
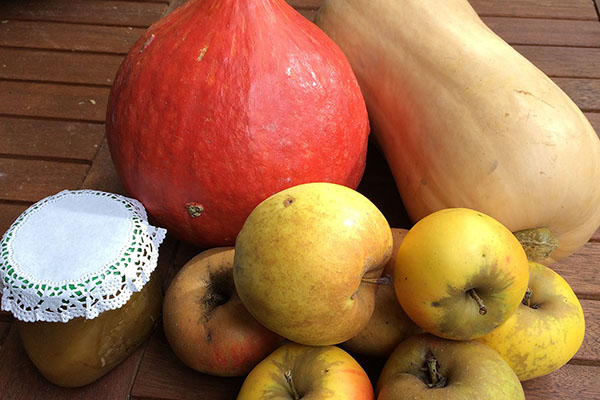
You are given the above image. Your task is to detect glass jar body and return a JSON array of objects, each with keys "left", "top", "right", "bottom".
[{"left": 16, "top": 275, "right": 162, "bottom": 387}]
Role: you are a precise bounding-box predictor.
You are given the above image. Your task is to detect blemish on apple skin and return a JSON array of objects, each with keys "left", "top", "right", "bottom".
[
  {"left": 206, "top": 333, "right": 212, "bottom": 342},
  {"left": 283, "top": 196, "right": 295, "bottom": 207}
]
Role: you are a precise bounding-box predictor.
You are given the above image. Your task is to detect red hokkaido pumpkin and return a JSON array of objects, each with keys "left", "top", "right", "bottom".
[{"left": 106, "top": 0, "right": 369, "bottom": 247}]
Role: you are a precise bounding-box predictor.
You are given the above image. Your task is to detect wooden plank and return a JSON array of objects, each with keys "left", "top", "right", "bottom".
[
  {"left": 469, "top": 0, "right": 598, "bottom": 20},
  {"left": 0, "top": 81, "right": 110, "bottom": 122},
  {"left": 554, "top": 78, "right": 600, "bottom": 112},
  {"left": 80, "top": 136, "right": 126, "bottom": 195},
  {"left": 514, "top": 46, "right": 600, "bottom": 79},
  {"left": 591, "top": 227, "right": 600, "bottom": 242},
  {"left": 0, "top": 324, "right": 145, "bottom": 400},
  {"left": 287, "top": 0, "right": 322, "bottom": 9},
  {"left": 0, "top": 48, "right": 123, "bottom": 86},
  {"left": 161, "top": 0, "right": 318, "bottom": 18},
  {"left": 0, "top": 322, "right": 11, "bottom": 348},
  {"left": 522, "top": 364, "right": 600, "bottom": 399},
  {"left": 483, "top": 17, "right": 600, "bottom": 47},
  {"left": 0, "top": 0, "right": 167, "bottom": 28},
  {"left": 576, "top": 300, "right": 600, "bottom": 363},
  {"left": 163, "top": 240, "right": 204, "bottom": 289},
  {"left": 0, "top": 158, "right": 89, "bottom": 202},
  {"left": 0, "top": 203, "right": 29, "bottom": 237},
  {"left": 586, "top": 113, "right": 600, "bottom": 136},
  {"left": 0, "top": 20, "right": 145, "bottom": 54},
  {"left": 298, "top": 8, "right": 318, "bottom": 22},
  {"left": 553, "top": 242, "right": 600, "bottom": 300},
  {"left": 0, "top": 117, "right": 105, "bottom": 160},
  {"left": 131, "top": 324, "right": 245, "bottom": 400}
]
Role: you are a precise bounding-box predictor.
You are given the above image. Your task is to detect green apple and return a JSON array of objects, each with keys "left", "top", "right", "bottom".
[
  {"left": 478, "top": 261, "right": 585, "bottom": 381},
  {"left": 343, "top": 228, "right": 423, "bottom": 357},
  {"left": 237, "top": 342, "right": 374, "bottom": 399},
  {"left": 233, "top": 182, "right": 393, "bottom": 346},
  {"left": 394, "top": 208, "right": 530, "bottom": 340},
  {"left": 376, "top": 333, "right": 525, "bottom": 399}
]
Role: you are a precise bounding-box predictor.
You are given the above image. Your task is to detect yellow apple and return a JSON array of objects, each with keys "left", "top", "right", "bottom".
[
  {"left": 233, "top": 182, "right": 393, "bottom": 346},
  {"left": 478, "top": 261, "right": 585, "bottom": 381},
  {"left": 162, "top": 247, "right": 283, "bottom": 377},
  {"left": 237, "top": 342, "right": 374, "bottom": 399},
  {"left": 376, "top": 333, "right": 525, "bottom": 399},
  {"left": 343, "top": 228, "right": 423, "bottom": 357},
  {"left": 394, "top": 208, "right": 529, "bottom": 340}
]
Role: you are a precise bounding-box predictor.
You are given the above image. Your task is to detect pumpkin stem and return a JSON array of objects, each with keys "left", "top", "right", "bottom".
[
  {"left": 468, "top": 289, "right": 487, "bottom": 315},
  {"left": 513, "top": 227, "right": 558, "bottom": 262},
  {"left": 361, "top": 274, "right": 392, "bottom": 285},
  {"left": 284, "top": 370, "right": 301, "bottom": 400}
]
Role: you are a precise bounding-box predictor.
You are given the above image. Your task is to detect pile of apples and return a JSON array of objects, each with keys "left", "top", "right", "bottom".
[{"left": 162, "top": 182, "right": 585, "bottom": 399}]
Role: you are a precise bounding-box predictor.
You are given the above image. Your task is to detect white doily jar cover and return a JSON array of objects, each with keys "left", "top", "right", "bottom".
[{"left": 0, "top": 189, "right": 167, "bottom": 323}]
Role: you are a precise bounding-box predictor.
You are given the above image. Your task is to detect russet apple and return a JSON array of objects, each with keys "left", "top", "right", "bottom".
[
  {"left": 478, "top": 261, "right": 585, "bottom": 381},
  {"left": 237, "top": 342, "right": 374, "bottom": 399},
  {"left": 343, "top": 228, "right": 423, "bottom": 357},
  {"left": 394, "top": 208, "right": 529, "bottom": 340},
  {"left": 376, "top": 333, "right": 525, "bottom": 399},
  {"left": 162, "top": 247, "right": 283, "bottom": 376},
  {"left": 233, "top": 182, "right": 393, "bottom": 346}
]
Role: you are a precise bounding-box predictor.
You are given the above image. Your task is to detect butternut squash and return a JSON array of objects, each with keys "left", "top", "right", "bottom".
[{"left": 316, "top": 0, "right": 600, "bottom": 264}]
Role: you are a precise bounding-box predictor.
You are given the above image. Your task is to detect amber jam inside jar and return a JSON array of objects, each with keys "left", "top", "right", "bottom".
[{"left": 16, "top": 275, "right": 162, "bottom": 387}]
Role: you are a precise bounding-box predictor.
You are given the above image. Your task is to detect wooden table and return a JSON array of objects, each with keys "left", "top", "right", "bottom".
[{"left": 0, "top": 0, "right": 599, "bottom": 398}]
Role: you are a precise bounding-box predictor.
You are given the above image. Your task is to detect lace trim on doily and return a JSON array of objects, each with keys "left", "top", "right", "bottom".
[{"left": 0, "top": 190, "right": 167, "bottom": 323}]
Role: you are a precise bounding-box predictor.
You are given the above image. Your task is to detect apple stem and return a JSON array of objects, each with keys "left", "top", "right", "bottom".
[
  {"left": 522, "top": 288, "right": 539, "bottom": 308},
  {"left": 284, "top": 370, "right": 300, "bottom": 400},
  {"left": 361, "top": 274, "right": 392, "bottom": 285},
  {"left": 424, "top": 351, "right": 447, "bottom": 388},
  {"left": 468, "top": 289, "right": 487, "bottom": 315}
]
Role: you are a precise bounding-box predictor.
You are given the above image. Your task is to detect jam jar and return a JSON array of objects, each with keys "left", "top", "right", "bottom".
[{"left": 0, "top": 190, "right": 167, "bottom": 387}]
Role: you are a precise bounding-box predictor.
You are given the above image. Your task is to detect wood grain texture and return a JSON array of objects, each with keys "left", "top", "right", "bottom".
[
  {"left": 130, "top": 324, "right": 245, "bottom": 400},
  {"left": 552, "top": 242, "right": 600, "bottom": 299},
  {"left": 0, "top": 203, "right": 29, "bottom": 238},
  {"left": 0, "top": 117, "right": 105, "bottom": 160},
  {"left": 469, "top": 0, "right": 598, "bottom": 20},
  {"left": 0, "top": 0, "right": 167, "bottom": 27},
  {"left": 80, "top": 136, "right": 126, "bottom": 195},
  {"left": 576, "top": 299, "right": 600, "bottom": 363},
  {"left": 522, "top": 364, "right": 600, "bottom": 399},
  {"left": 0, "top": 322, "right": 11, "bottom": 348},
  {"left": 0, "top": 81, "right": 110, "bottom": 122},
  {"left": 0, "top": 47, "right": 123, "bottom": 86},
  {"left": 0, "top": 20, "right": 145, "bottom": 54},
  {"left": 0, "top": 158, "right": 89, "bottom": 202},
  {"left": 514, "top": 46, "right": 600, "bottom": 79},
  {"left": 554, "top": 78, "right": 600, "bottom": 112},
  {"left": 286, "top": 0, "right": 322, "bottom": 9},
  {"left": 483, "top": 17, "right": 600, "bottom": 47},
  {"left": 587, "top": 113, "right": 600, "bottom": 136},
  {"left": 0, "top": 324, "right": 146, "bottom": 400},
  {"left": 297, "top": 8, "right": 318, "bottom": 22}
]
